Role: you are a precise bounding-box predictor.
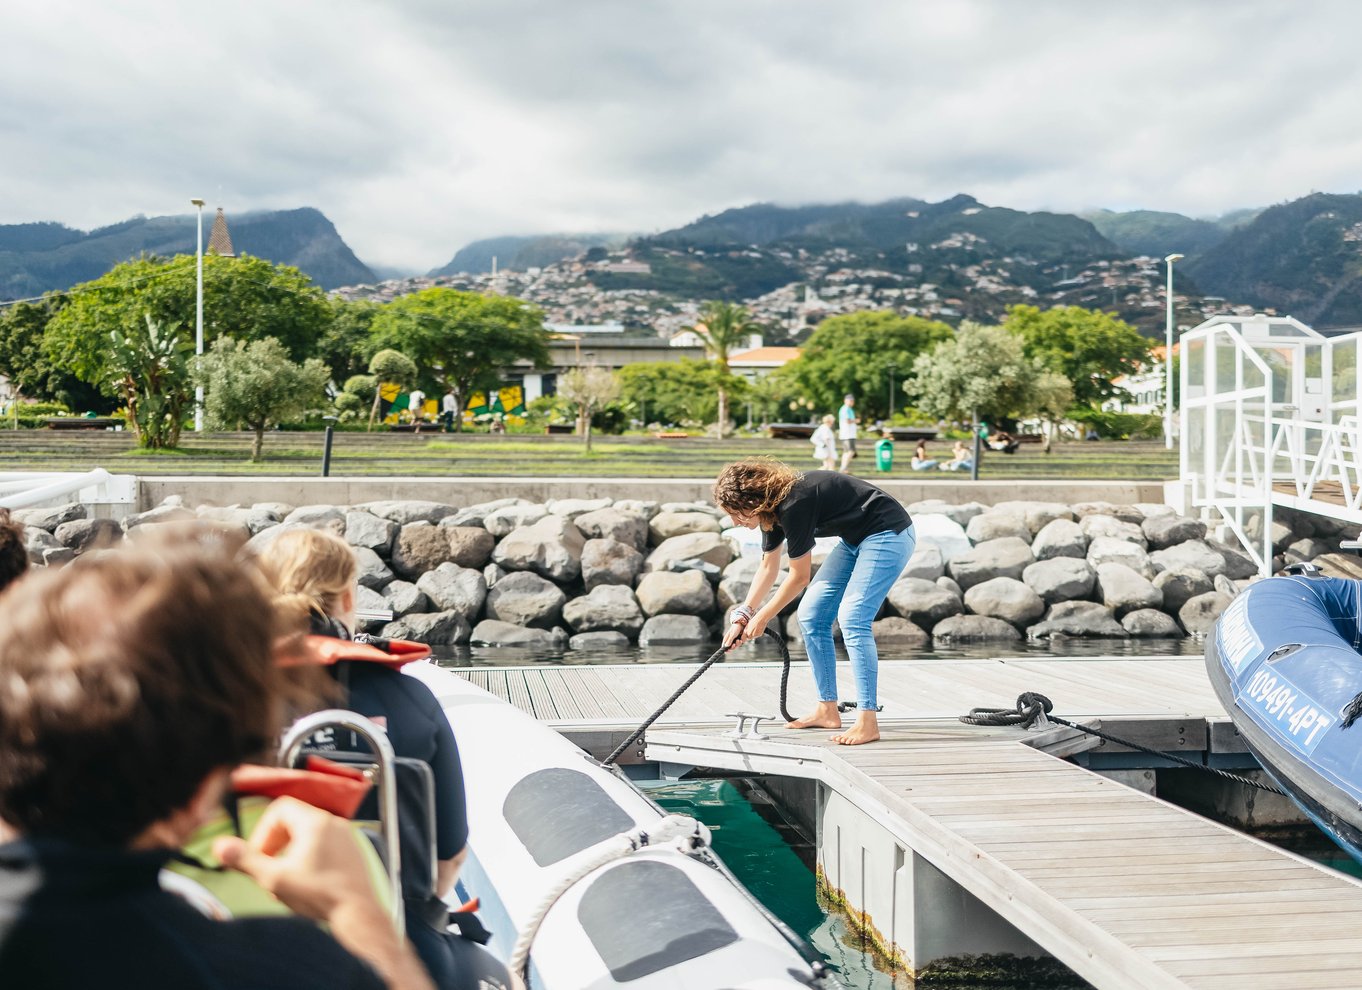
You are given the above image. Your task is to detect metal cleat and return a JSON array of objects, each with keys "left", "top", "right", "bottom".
[{"left": 724, "top": 712, "right": 778, "bottom": 740}]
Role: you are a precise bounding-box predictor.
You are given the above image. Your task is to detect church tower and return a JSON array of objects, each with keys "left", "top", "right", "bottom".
[{"left": 206, "top": 207, "right": 235, "bottom": 257}]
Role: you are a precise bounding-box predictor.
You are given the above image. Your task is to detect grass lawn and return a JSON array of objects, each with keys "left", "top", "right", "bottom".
[{"left": 0, "top": 429, "right": 1179, "bottom": 480}]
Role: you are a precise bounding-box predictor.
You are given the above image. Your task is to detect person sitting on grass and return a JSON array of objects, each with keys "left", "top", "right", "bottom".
[
  {"left": 910, "top": 440, "right": 938, "bottom": 472},
  {"left": 940, "top": 439, "right": 974, "bottom": 472},
  {"left": 0, "top": 534, "right": 433, "bottom": 990}
]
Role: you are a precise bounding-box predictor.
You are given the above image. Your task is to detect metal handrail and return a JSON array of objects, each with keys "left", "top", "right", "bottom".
[{"left": 278, "top": 710, "right": 404, "bottom": 938}]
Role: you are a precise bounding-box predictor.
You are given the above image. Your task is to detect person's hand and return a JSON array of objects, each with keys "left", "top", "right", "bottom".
[
  {"left": 723, "top": 619, "right": 747, "bottom": 649},
  {"left": 212, "top": 795, "right": 378, "bottom": 923},
  {"left": 741, "top": 610, "right": 772, "bottom": 644}
]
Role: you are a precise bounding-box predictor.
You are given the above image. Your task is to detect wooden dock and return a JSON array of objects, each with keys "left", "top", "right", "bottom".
[{"left": 455, "top": 657, "right": 1362, "bottom": 988}]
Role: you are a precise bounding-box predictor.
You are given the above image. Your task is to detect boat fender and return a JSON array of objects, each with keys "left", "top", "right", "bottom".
[{"left": 506, "top": 814, "right": 712, "bottom": 982}]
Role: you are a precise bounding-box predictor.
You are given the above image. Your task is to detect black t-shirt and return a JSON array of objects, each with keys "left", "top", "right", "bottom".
[
  {"left": 331, "top": 659, "right": 469, "bottom": 860},
  {"left": 760, "top": 471, "right": 912, "bottom": 560},
  {"left": 0, "top": 838, "right": 383, "bottom": 989}
]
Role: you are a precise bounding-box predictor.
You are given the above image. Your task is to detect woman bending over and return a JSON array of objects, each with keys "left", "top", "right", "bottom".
[{"left": 715, "top": 460, "right": 915, "bottom": 745}]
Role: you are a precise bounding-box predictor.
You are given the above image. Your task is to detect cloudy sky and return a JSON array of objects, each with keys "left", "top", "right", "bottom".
[{"left": 3, "top": 1, "right": 1359, "bottom": 271}]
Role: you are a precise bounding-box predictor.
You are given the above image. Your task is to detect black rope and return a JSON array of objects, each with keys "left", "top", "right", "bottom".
[
  {"left": 961, "top": 693, "right": 1285, "bottom": 795},
  {"left": 601, "top": 643, "right": 733, "bottom": 768}
]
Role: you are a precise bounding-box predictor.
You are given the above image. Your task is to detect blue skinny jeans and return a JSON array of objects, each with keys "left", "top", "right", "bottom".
[{"left": 796, "top": 525, "right": 916, "bottom": 711}]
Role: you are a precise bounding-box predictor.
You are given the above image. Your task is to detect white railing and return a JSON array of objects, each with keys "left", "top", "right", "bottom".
[
  {"left": 0, "top": 469, "right": 137, "bottom": 511},
  {"left": 1181, "top": 315, "right": 1362, "bottom": 576}
]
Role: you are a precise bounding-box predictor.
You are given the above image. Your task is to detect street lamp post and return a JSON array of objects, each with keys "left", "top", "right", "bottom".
[
  {"left": 191, "top": 198, "right": 206, "bottom": 432},
  {"left": 1164, "top": 253, "right": 1184, "bottom": 450},
  {"left": 887, "top": 363, "right": 898, "bottom": 420}
]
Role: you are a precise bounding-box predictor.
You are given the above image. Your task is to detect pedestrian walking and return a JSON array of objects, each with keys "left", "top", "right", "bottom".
[
  {"left": 441, "top": 389, "right": 456, "bottom": 432},
  {"left": 837, "top": 394, "right": 858, "bottom": 473},
  {"left": 810, "top": 415, "right": 837, "bottom": 471}
]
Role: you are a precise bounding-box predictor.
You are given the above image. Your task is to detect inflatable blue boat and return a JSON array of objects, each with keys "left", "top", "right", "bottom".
[{"left": 1206, "top": 574, "right": 1362, "bottom": 864}]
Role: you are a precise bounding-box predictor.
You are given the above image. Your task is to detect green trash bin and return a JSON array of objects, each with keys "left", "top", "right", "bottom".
[{"left": 875, "top": 437, "right": 894, "bottom": 472}]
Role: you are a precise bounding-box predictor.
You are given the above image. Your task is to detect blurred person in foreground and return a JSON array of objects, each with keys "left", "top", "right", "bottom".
[
  {"left": 0, "top": 535, "right": 432, "bottom": 990},
  {"left": 0, "top": 508, "right": 29, "bottom": 594}
]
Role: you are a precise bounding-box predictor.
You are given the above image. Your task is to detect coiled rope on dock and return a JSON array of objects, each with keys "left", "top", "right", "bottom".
[{"left": 961, "top": 692, "right": 1285, "bottom": 795}]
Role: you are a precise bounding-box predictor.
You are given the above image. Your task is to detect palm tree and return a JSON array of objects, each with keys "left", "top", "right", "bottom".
[{"left": 687, "top": 300, "right": 761, "bottom": 437}]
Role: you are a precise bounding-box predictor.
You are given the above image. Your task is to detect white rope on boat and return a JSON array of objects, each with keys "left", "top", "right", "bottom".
[{"left": 506, "top": 813, "right": 712, "bottom": 988}]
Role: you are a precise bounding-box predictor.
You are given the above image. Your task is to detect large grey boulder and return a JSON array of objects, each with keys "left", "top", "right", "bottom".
[
  {"left": 1122, "top": 609, "right": 1184, "bottom": 637},
  {"left": 946, "top": 537, "right": 1035, "bottom": 590},
  {"left": 354, "top": 586, "right": 391, "bottom": 633},
  {"left": 569, "top": 631, "right": 631, "bottom": 650},
  {"left": 646, "top": 532, "right": 735, "bottom": 572},
  {"left": 1022, "top": 557, "right": 1096, "bottom": 604},
  {"left": 1087, "top": 537, "right": 1154, "bottom": 578},
  {"left": 1285, "top": 537, "right": 1335, "bottom": 562},
  {"left": 415, "top": 563, "right": 486, "bottom": 621},
  {"left": 580, "top": 538, "right": 644, "bottom": 590},
  {"left": 382, "top": 580, "right": 429, "bottom": 617},
  {"left": 1080, "top": 514, "right": 1147, "bottom": 547},
  {"left": 444, "top": 527, "right": 497, "bottom": 569},
  {"left": 932, "top": 614, "right": 1022, "bottom": 643},
  {"left": 1149, "top": 540, "right": 1225, "bottom": 577},
  {"left": 574, "top": 507, "right": 650, "bottom": 552},
  {"left": 1142, "top": 513, "right": 1207, "bottom": 550},
  {"left": 52, "top": 517, "right": 122, "bottom": 555},
  {"left": 964, "top": 577, "right": 1045, "bottom": 627},
  {"left": 965, "top": 512, "right": 1031, "bottom": 545},
  {"left": 355, "top": 500, "right": 456, "bottom": 526},
  {"left": 1214, "top": 574, "right": 1240, "bottom": 598},
  {"left": 284, "top": 505, "right": 347, "bottom": 531},
  {"left": 636, "top": 570, "right": 715, "bottom": 617},
  {"left": 380, "top": 611, "right": 470, "bottom": 646},
  {"left": 14, "top": 502, "right": 87, "bottom": 531},
  {"left": 937, "top": 575, "right": 963, "bottom": 597},
  {"left": 992, "top": 501, "right": 1074, "bottom": 535},
  {"left": 1207, "top": 539, "right": 1259, "bottom": 580},
  {"left": 24, "top": 526, "right": 61, "bottom": 564},
  {"left": 1152, "top": 567, "right": 1213, "bottom": 613},
  {"left": 483, "top": 563, "right": 505, "bottom": 588},
  {"left": 649, "top": 511, "right": 722, "bottom": 544},
  {"left": 1031, "top": 518, "right": 1088, "bottom": 560},
  {"left": 483, "top": 504, "right": 549, "bottom": 537},
  {"left": 43, "top": 546, "right": 76, "bottom": 566},
  {"left": 639, "top": 614, "right": 711, "bottom": 646},
  {"left": 252, "top": 501, "right": 295, "bottom": 519},
  {"left": 901, "top": 545, "right": 944, "bottom": 581},
  {"left": 1072, "top": 501, "right": 1144, "bottom": 523},
  {"left": 122, "top": 504, "right": 194, "bottom": 531},
  {"left": 871, "top": 616, "right": 930, "bottom": 647},
  {"left": 492, "top": 515, "right": 585, "bottom": 583},
  {"left": 484, "top": 571, "right": 566, "bottom": 628},
  {"left": 1179, "top": 592, "right": 1233, "bottom": 635},
  {"left": 614, "top": 499, "right": 660, "bottom": 519},
  {"left": 470, "top": 620, "right": 561, "bottom": 648},
  {"left": 1027, "top": 601, "right": 1127, "bottom": 639},
  {"left": 444, "top": 498, "right": 523, "bottom": 529},
  {"left": 907, "top": 499, "right": 986, "bottom": 528},
  {"left": 1245, "top": 514, "right": 1296, "bottom": 554},
  {"left": 344, "top": 511, "right": 397, "bottom": 556},
  {"left": 1095, "top": 562, "right": 1163, "bottom": 617},
  {"left": 562, "top": 585, "right": 646, "bottom": 636},
  {"left": 546, "top": 497, "right": 613, "bottom": 521},
  {"left": 240, "top": 507, "right": 283, "bottom": 535},
  {"left": 391, "top": 523, "right": 458, "bottom": 580},
  {"left": 354, "top": 547, "right": 395, "bottom": 590},
  {"left": 886, "top": 577, "right": 963, "bottom": 630}
]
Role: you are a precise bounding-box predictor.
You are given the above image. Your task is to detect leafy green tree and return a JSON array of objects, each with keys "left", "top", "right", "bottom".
[
  {"left": 557, "top": 366, "right": 621, "bottom": 453},
  {"left": 366, "top": 349, "right": 418, "bottom": 430},
  {"left": 687, "top": 300, "right": 762, "bottom": 436},
  {"left": 44, "top": 254, "right": 332, "bottom": 390},
  {"left": 907, "top": 322, "right": 1051, "bottom": 430},
  {"left": 196, "top": 337, "right": 330, "bottom": 461},
  {"left": 319, "top": 298, "right": 380, "bottom": 381},
  {"left": 108, "top": 316, "right": 194, "bottom": 449},
  {"left": 1003, "top": 304, "right": 1151, "bottom": 408},
  {"left": 781, "top": 311, "right": 953, "bottom": 421},
  {"left": 1031, "top": 371, "right": 1075, "bottom": 452},
  {"left": 368, "top": 289, "right": 549, "bottom": 432},
  {"left": 617, "top": 359, "right": 749, "bottom": 427},
  {"left": 0, "top": 297, "right": 110, "bottom": 412}
]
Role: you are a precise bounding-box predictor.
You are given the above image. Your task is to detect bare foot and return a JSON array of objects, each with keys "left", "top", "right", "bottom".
[
  {"left": 787, "top": 700, "right": 842, "bottom": 730},
  {"left": 832, "top": 712, "right": 880, "bottom": 746}
]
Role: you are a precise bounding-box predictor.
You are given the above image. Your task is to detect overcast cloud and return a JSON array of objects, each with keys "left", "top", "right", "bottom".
[{"left": 3, "top": 1, "right": 1360, "bottom": 270}]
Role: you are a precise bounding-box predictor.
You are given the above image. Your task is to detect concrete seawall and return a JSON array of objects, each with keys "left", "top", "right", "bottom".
[{"left": 137, "top": 475, "right": 1170, "bottom": 511}]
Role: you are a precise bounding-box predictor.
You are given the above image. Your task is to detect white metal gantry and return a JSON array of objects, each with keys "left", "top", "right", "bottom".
[{"left": 1180, "top": 314, "right": 1362, "bottom": 574}]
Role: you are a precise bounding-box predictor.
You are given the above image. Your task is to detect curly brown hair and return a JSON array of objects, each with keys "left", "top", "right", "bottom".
[
  {"left": 0, "top": 508, "right": 27, "bottom": 594},
  {"left": 713, "top": 458, "right": 800, "bottom": 529}
]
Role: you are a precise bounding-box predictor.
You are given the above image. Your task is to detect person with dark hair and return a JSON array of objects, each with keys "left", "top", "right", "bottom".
[
  {"left": 0, "top": 537, "right": 433, "bottom": 990},
  {"left": 714, "top": 459, "right": 915, "bottom": 746},
  {"left": 0, "top": 509, "right": 27, "bottom": 593}
]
